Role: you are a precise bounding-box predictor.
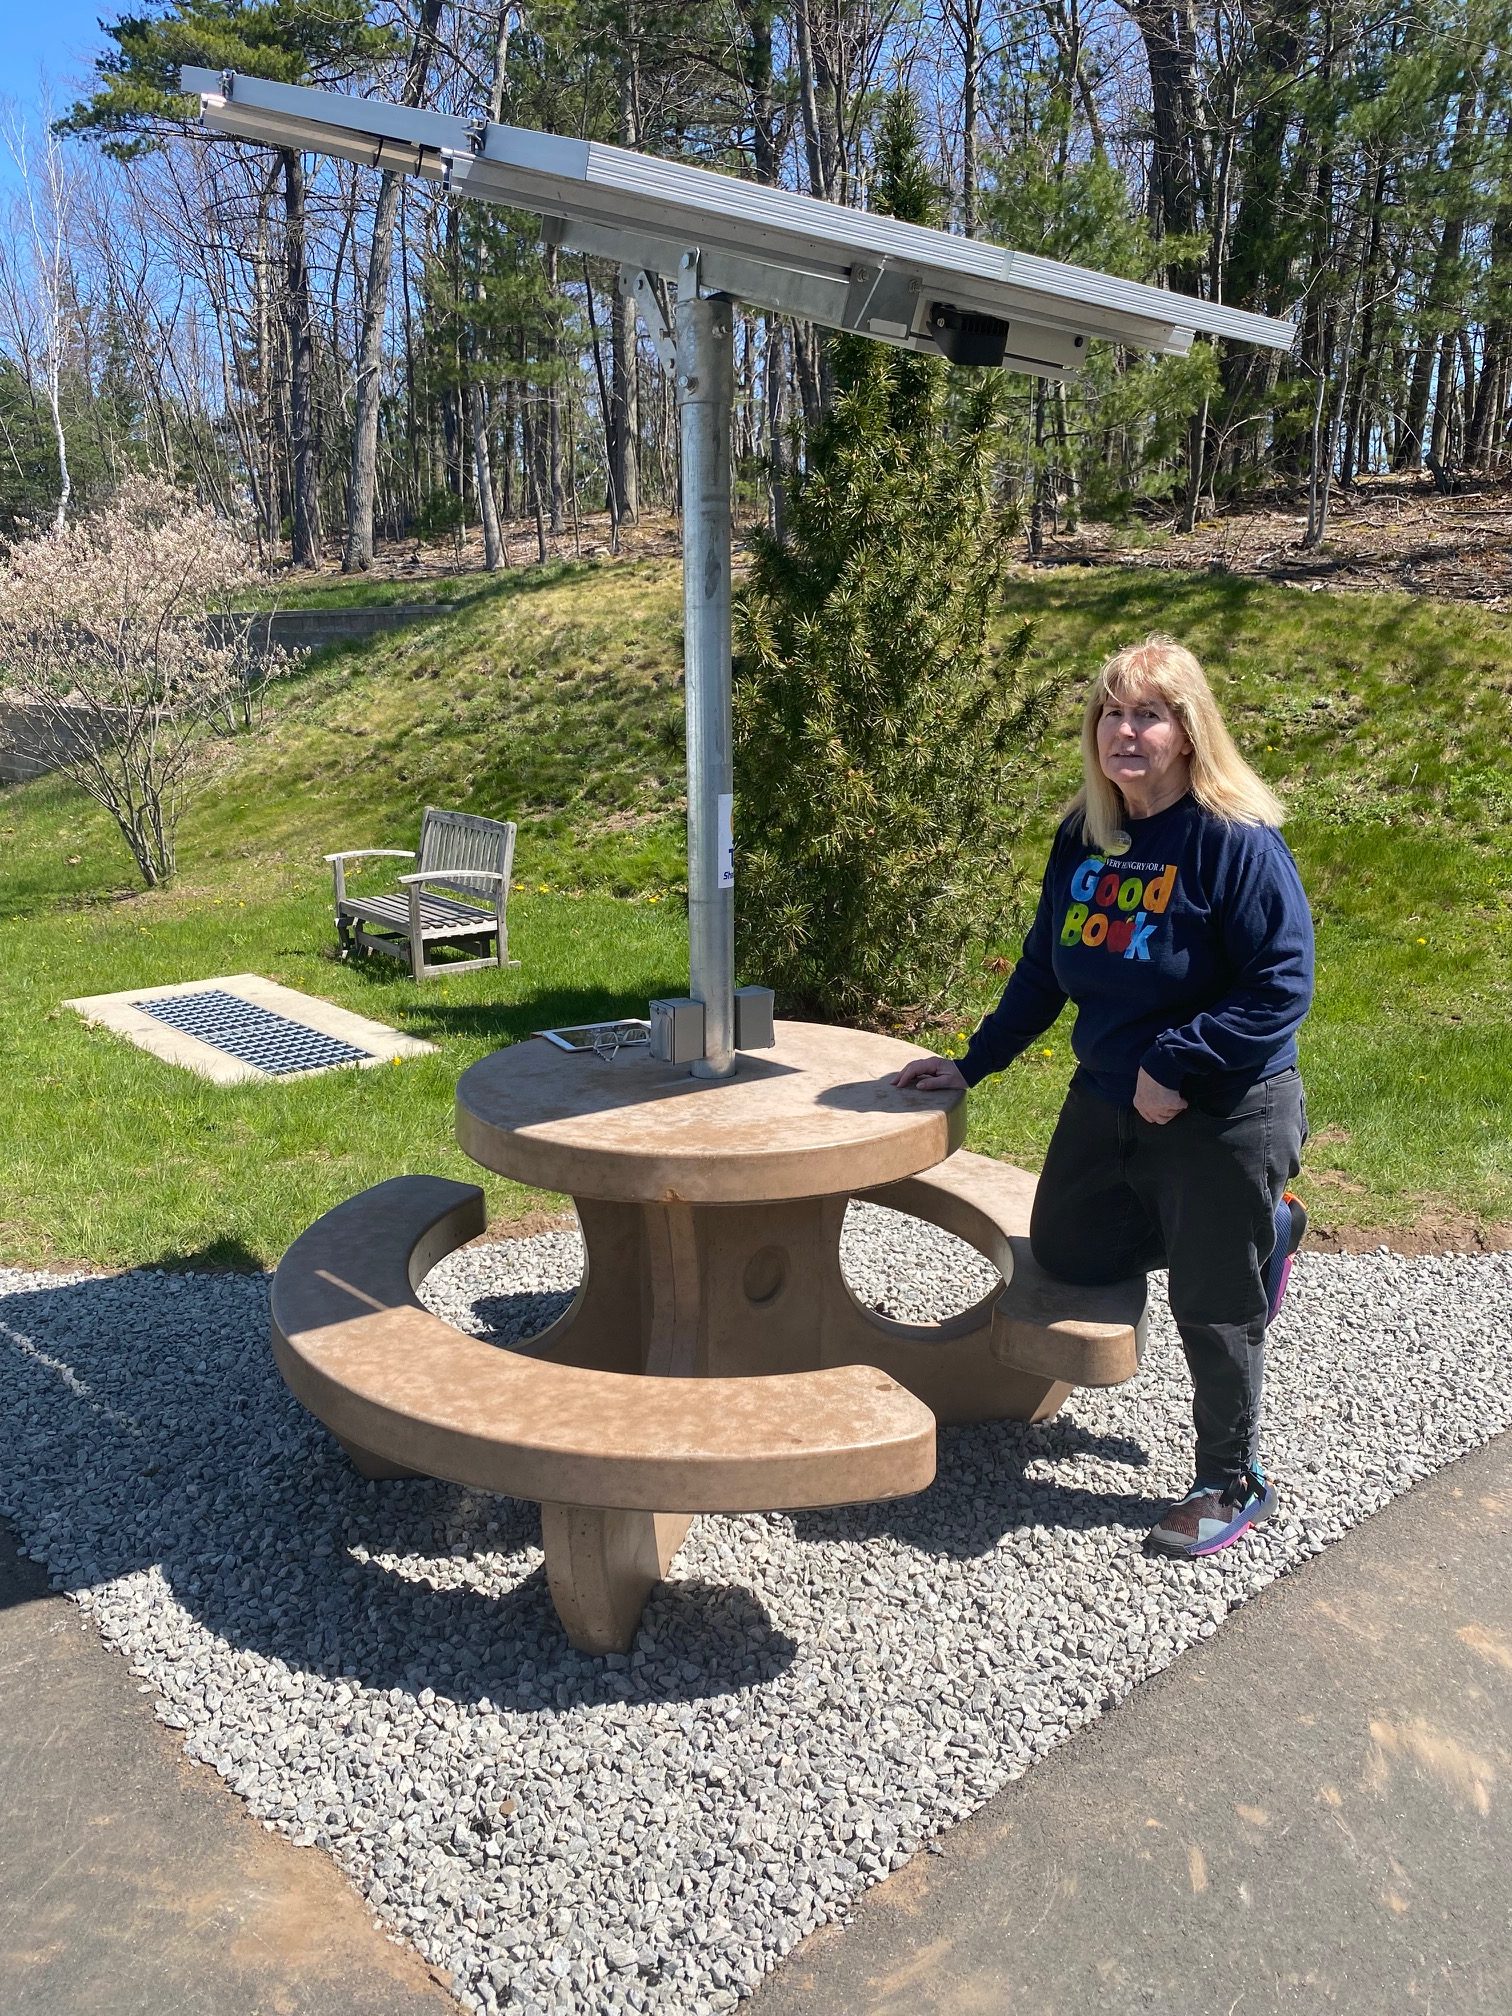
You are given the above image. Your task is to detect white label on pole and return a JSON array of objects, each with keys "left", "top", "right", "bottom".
[{"left": 717, "top": 792, "right": 735, "bottom": 889}]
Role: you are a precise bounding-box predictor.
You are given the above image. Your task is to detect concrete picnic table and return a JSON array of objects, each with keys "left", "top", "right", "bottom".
[
  {"left": 272, "top": 1022, "right": 1146, "bottom": 1653},
  {"left": 454, "top": 1020, "right": 970, "bottom": 1383}
]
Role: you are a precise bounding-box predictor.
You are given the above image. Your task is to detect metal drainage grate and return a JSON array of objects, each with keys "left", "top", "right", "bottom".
[{"left": 134, "top": 988, "right": 374, "bottom": 1076}]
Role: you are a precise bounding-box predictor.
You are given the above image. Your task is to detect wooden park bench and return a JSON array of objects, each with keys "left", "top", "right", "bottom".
[{"left": 326, "top": 806, "right": 517, "bottom": 981}]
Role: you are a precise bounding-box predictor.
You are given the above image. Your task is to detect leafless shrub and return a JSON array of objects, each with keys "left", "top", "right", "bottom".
[{"left": 0, "top": 475, "right": 283, "bottom": 886}]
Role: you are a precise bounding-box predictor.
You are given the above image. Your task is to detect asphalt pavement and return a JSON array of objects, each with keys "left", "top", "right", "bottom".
[{"left": 4, "top": 1435, "right": 1509, "bottom": 2015}]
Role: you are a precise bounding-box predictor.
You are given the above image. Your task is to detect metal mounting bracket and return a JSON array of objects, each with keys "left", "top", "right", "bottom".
[
  {"left": 621, "top": 265, "right": 677, "bottom": 371},
  {"left": 841, "top": 259, "right": 886, "bottom": 331}
]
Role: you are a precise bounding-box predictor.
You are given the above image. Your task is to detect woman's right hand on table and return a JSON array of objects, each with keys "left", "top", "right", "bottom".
[{"left": 889, "top": 1056, "right": 969, "bottom": 1093}]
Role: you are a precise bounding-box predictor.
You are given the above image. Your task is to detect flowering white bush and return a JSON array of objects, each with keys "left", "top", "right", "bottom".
[{"left": 0, "top": 477, "right": 281, "bottom": 886}]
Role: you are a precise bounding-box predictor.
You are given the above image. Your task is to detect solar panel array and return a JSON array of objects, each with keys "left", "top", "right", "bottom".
[{"left": 135, "top": 988, "right": 374, "bottom": 1077}]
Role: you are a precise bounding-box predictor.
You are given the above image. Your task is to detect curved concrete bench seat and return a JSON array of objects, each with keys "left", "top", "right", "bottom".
[
  {"left": 273, "top": 1152, "right": 1147, "bottom": 1653},
  {"left": 861, "top": 1149, "right": 1147, "bottom": 1401},
  {"left": 270, "top": 1174, "right": 935, "bottom": 1651}
]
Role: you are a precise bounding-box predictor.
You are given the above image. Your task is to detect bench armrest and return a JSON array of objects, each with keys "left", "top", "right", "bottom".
[
  {"left": 398, "top": 869, "right": 506, "bottom": 891},
  {"left": 328, "top": 847, "right": 417, "bottom": 908},
  {"left": 324, "top": 849, "right": 416, "bottom": 865}
]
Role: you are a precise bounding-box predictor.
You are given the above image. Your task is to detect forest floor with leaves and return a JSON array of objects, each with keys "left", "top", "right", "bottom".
[
  {"left": 1040, "top": 471, "right": 1512, "bottom": 608},
  {"left": 259, "top": 472, "right": 1512, "bottom": 613}
]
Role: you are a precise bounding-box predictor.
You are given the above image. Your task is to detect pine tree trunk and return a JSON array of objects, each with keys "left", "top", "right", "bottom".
[
  {"left": 1054, "top": 378, "right": 1079, "bottom": 530},
  {"left": 611, "top": 287, "right": 641, "bottom": 524},
  {"left": 793, "top": 0, "right": 833, "bottom": 199},
  {"left": 1340, "top": 152, "right": 1389, "bottom": 487},
  {"left": 1397, "top": 72, "right": 1483, "bottom": 470},
  {"left": 399, "top": 183, "right": 423, "bottom": 532},
  {"left": 254, "top": 175, "right": 278, "bottom": 560},
  {"left": 581, "top": 256, "right": 621, "bottom": 544},
  {"left": 282, "top": 150, "right": 320, "bottom": 567},
  {"left": 740, "top": 0, "right": 785, "bottom": 527},
  {"left": 522, "top": 404, "right": 547, "bottom": 562},
  {"left": 342, "top": 0, "right": 444, "bottom": 571},
  {"left": 959, "top": 0, "right": 982, "bottom": 235},
  {"left": 443, "top": 385, "right": 464, "bottom": 497},
  {"left": 1468, "top": 166, "right": 1512, "bottom": 467},
  {"left": 792, "top": 322, "right": 823, "bottom": 433},
  {"left": 766, "top": 318, "right": 788, "bottom": 541},
  {"left": 545, "top": 242, "right": 565, "bottom": 533},
  {"left": 470, "top": 385, "right": 505, "bottom": 568},
  {"left": 1132, "top": 0, "right": 1203, "bottom": 272},
  {"left": 1430, "top": 334, "right": 1459, "bottom": 471},
  {"left": 501, "top": 383, "right": 516, "bottom": 517},
  {"left": 608, "top": 15, "right": 642, "bottom": 525}
]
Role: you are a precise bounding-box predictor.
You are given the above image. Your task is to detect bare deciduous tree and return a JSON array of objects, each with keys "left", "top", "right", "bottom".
[
  {"left": 0, "top": 477, "right": 278, "bottom": 887},
  {"left": 1, "top": 92, "right": 78, "bottom": 531}
]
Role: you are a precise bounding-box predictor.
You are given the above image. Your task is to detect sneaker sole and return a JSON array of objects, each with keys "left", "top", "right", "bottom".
[
  {"left": 1144, "top": 1485, "right": 1279, "bottom": 1561},
  {"left": 1265, "top": 1193, "right": 1308, "bottom": 1323},
  {"left": 1190, "top": 1486, "right": 1278, "bottom": 1558}
]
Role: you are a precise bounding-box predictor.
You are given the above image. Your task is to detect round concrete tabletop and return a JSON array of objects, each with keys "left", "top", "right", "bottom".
[{"left": 455, "top": 1020, "right": 966, "bottom": 1205}]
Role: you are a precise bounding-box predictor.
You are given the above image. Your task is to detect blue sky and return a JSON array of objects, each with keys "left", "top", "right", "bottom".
[{"left": 1, "top": 2, "right": 114, "bottom": 178}]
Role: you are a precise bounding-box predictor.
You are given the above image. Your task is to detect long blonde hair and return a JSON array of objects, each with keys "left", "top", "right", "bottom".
[{"left": 1070, "top": 636, "right": 1284, "bottom": 852}]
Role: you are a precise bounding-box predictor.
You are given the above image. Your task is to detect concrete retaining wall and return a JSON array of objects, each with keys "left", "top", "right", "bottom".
[
  {"left": 213, "top": 603, "right": 443, "bottom": 656},
  {"left": 0, "top": 702, "right": 102, "bottom": 786},
  {"left": 3, "top": 602, "right": 439, "bottom": 785}
]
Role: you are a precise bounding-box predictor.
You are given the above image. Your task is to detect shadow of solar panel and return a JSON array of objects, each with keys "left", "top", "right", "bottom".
[{"left": 135, "top": 988, "right": 374, "bottom": 1076}]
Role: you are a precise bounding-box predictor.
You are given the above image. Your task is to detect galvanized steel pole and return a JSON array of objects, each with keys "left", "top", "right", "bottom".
[{"left": 677, "top": 278, "right": 737, "bottom": 1078}]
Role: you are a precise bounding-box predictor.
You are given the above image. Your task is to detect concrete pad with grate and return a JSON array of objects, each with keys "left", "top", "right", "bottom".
[{"left": 65, "top": 974, "right": 436, "bottom": 1084}]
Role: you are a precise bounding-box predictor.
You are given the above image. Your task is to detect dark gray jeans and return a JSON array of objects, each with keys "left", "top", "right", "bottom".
[{"left": 1029, "top": 1067, "right": 1308, "bottom": 1485}]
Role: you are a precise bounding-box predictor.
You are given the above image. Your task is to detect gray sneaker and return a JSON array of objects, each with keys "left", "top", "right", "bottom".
[{"left": 1145, "top": 1469, "right": 1278, "bottom": 1559}]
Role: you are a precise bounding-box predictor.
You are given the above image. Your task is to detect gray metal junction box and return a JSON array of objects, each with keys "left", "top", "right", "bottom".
[
  {"left": 733, "top": 986, "right": 776, "bottom": 1050},
  {"left": 649, "top": 997, "right": 706, "bottom": 1065}
]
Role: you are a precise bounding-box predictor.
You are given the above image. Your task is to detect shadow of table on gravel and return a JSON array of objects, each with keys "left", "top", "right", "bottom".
[
  {"left": 1, "top": 1268, "right": 1177, "bottom": 1709},
  {"left": 0, "top": 1269, "right": 797, "bottom": 1711},
  {"left": 788, "top": 1414, "right": 1166, "bottom": 1562}
]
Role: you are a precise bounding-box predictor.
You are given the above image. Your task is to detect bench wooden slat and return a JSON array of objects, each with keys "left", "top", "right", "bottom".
[
  {"left": 416, "top": 806, "right": 514, "bottom": 904},
  {"left": 337, "top": 892, "right": 496, "bottom": 936}
]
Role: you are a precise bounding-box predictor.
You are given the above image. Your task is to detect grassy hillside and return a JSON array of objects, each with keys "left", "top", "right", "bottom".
[{"left": 2, "top": 556, "right": 1509, "bottom": 1267}]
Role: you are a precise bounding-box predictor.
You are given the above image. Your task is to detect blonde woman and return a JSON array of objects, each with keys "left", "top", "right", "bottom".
[{"left": 893, "top": 637, "right": 1312, "bottom": 1559}]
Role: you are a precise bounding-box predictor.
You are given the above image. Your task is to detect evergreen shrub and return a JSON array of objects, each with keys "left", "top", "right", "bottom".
[{"left": 733, "top": 94, "right": 1060, "bottom": 1029}]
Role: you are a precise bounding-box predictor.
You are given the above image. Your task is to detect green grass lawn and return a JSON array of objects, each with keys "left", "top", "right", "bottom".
[
  {"left": 2, "top": 557, "right": 1509, "bottom": 1268},
  {"left": 233, "top": 572, "right": 503, "bottom": 609}
]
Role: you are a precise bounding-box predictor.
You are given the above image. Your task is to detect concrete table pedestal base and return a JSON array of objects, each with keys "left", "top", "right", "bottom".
[
  {"left": 528, "top": 1189, "right": 1075, "bottom": 1427},
  {"left": 541, "top": 1505, "right": 695, "bottom": 1656}
]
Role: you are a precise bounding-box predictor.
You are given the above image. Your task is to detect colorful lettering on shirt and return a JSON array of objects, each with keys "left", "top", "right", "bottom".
[
  {"left": 1060, "top": 855, "right": 1176, "bottom": 959},
  {"left": 1069, "top": 857, "right": 1103, "bottom": 902}
]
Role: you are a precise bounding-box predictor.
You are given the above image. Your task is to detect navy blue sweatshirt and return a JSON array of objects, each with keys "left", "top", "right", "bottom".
[{"left": 960, "top": 794, "right": 1314, "bottom": 1105}]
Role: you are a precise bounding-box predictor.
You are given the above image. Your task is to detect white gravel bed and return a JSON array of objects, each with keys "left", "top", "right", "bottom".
[{"left": 2, "top": 1207, "right": 1510, "bottom": 2016}]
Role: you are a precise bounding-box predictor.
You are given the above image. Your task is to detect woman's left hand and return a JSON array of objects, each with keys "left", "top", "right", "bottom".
[{"left": 1134, "top": 1067, "right": 1187, "bottom": 1125}]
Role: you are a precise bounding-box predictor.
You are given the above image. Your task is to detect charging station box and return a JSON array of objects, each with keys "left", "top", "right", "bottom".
[
  {"left": 649, "top": 997, "right": 706, "bottom": 1065},
  {"left": 734, "top": 986, "right": 776, "bottom": 1050}
]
